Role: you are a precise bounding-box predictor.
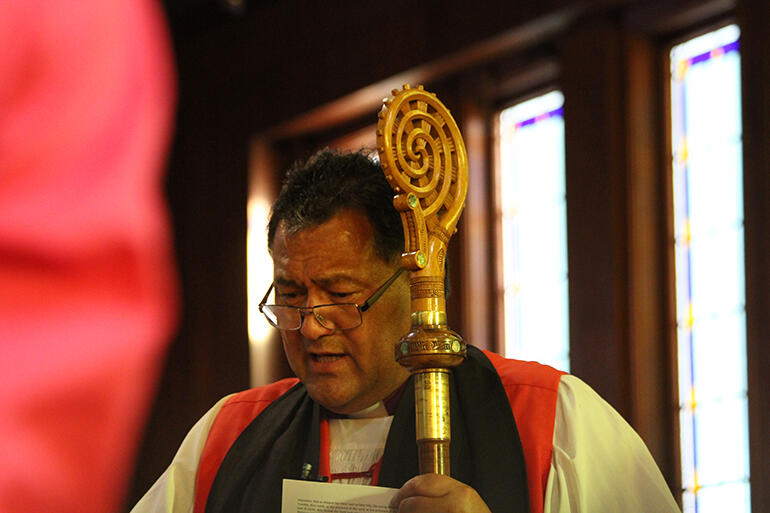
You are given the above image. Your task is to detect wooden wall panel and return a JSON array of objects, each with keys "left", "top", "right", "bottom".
[
  {"left": 737, "top": 0, "right": 770, "bottom": 510},
  {"left": 560, "top": 17, "right": 632, "bottom": 418}
]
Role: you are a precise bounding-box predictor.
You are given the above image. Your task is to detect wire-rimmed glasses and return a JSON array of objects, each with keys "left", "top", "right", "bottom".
[{"left": 258, "top": 267, "right": 404, "bottom": 331}]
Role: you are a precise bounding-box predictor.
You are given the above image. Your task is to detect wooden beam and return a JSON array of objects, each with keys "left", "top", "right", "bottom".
[{"left": 737, "top": 0, "right": 770, "bottom": 510}]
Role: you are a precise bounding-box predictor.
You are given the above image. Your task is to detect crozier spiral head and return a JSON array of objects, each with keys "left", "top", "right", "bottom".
[
  {"left": 376, "top": 84, "right": 468, "bottom": 275},
  {"left": 377, "top": 85, "right": 468, "bottom": 368}
]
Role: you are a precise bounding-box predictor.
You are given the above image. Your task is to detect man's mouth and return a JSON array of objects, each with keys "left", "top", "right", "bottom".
[{"left": 310, "top": 353, "right": 345, "bottom": 363}]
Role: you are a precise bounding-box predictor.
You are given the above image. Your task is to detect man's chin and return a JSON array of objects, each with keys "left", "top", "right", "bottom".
[{"left": 304, "top": 381, "right": 356, "bottom": 413}]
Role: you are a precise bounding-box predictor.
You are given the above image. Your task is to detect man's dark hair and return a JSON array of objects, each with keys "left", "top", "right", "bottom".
[{"left": 267, "top": 149, "right": 403, "bottom": 262}]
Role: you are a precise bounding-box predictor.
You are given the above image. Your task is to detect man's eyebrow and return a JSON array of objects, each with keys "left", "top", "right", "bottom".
[
  {"left": 314, "top": 274, "right": 366, "bottom": 288},
  {"left": 273, "top": 278, "right": 301, "bottom": 288}
]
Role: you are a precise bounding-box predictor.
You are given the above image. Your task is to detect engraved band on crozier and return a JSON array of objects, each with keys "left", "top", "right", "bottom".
[{"left": 410, "top": 277, "right": 444, "bottom": 300}]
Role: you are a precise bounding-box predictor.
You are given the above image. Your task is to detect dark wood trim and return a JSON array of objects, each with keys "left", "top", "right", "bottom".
[
  {"left": 659, "top": 27, "right": 685, "bottom": 500},
  {"left": 560, "top": 16, "right": 632, "bottom": 419},
  {"left": 489, "top": 100, "right": 507, "bottom": 356},
  {"left": 737, "top": 0, "right": 770, "bottom": 510},
  {"left": 623, "top": 0, "right": 735, "bottom": 35},
  {"left": 127, "top": 105, "right": 252, "bottom": 508},
  {"left": 457, "top": 92, "right": 495, "bottom": 351},
  {"left": 488, "top": 58, "right": 560, "bottom": 106},
  {"left": 624, "top": 30, "right": 678, "bottom": 494},
  {"left": 253, "top": 8, "right": 577, "bottom": 142},
  {"left": 241, "top": 3, "right": 582, "bottom": 138}
]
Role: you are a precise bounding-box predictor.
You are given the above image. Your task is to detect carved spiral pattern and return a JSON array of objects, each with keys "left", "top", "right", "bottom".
[{"left": 377, "top": 85, "right": 467, "bottom": 221}]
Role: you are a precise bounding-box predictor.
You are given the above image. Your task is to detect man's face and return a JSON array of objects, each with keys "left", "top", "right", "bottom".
[{"left": 270, "top": 209, "right": 411, "bottom": 414}]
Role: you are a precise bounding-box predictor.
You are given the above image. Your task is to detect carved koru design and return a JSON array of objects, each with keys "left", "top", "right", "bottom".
[{"left": 377, "top": 84, "right": 468, "bottom": 274}]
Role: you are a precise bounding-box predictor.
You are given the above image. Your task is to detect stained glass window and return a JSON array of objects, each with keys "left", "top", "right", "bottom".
[
  {"left": 497, "top": 91, "right": 569, "bottom": 371},
  {"left": 670, "top": 24, "right": 750, "bottom": 513}
]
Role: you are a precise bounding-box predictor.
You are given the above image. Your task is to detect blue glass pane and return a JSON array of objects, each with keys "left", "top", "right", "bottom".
[{"left": 674, "top": 243, "right": 693, "bottom": 326}]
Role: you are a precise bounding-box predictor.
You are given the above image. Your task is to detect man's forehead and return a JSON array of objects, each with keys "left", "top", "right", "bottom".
[
  {"left": 272, "top": 259, "right": 375, "bottom": 289},
  {"left": 273, "top": 211, "right": 377, "bottom": 256},
  {"left": 271, "top": 211, "right": 385, "bottom": 281},
  {"left": 273, "top": 271, "right": 368, "bottom": 287}
]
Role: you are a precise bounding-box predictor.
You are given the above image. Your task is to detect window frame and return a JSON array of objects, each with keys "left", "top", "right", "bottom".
[
  {"left": 663, "top": 21, "right": 751, "bottom": 511},
  {"left": 492, "top": 86, "right": 570, "bottom": 368}
]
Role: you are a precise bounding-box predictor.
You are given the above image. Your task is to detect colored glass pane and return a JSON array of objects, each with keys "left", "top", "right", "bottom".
[
  {"left": 670, "top": 24, "right": 749, "bottom": 512},
  {"left": 498, "top": 91, "right": 569, "bottom": 371}
]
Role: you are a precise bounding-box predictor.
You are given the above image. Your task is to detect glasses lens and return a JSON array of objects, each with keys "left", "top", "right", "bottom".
[
  {"left": 314, "top": 304, "right": 362, "bottom": 330},
  {"left": 262, "top": 305, "right": 301, "bottom": 330}
]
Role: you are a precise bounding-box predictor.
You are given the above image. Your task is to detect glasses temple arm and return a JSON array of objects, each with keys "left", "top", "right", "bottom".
[
  {"left": 258, "top": 282, "right": 274, "bottom": 308},
  {"left": 360, "top": 267, "right": 405, "bottom": 313}
]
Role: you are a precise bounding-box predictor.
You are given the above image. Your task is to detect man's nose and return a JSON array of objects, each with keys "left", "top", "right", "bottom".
[{"left": 299, "top": 296, "right": 332, "bottom": 340}]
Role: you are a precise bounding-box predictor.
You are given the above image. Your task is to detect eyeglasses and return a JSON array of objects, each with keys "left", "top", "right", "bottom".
[{"left": 258, "top": 267, "right": 405, "bottom": 331}]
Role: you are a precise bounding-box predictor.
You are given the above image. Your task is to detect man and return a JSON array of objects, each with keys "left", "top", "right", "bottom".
[{"left": 133, "top": 150, "right": 680, "bottom": 513}]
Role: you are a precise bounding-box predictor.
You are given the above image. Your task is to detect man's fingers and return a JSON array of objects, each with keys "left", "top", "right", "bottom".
[
  {"left": 390, "top": 474, "right": 490, "bottom": 513},
  {"left": 393, "top": 495, "right": 446, "bottom": 513},
  {"left": 390, "top": 474, "right": 452, "bottom": 506}
]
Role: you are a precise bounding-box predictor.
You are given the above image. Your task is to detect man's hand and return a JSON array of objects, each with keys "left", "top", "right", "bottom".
[{"left": 390, "top": 474, "right": 492, "bottom": 513}]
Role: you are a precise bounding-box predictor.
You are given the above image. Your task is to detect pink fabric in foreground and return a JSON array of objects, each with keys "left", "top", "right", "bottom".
[{"left": 0, "top": 1, "right": 177, "bottom": 512}]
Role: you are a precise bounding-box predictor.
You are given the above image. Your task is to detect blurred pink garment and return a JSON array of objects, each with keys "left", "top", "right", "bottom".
[{"left": 0, "top": 1, "right": 177, "bottom": 512}]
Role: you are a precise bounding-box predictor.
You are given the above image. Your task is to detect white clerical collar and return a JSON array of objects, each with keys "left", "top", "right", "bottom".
[{"left": 346, "top": 401, "right": 389, "bottom": 418}]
